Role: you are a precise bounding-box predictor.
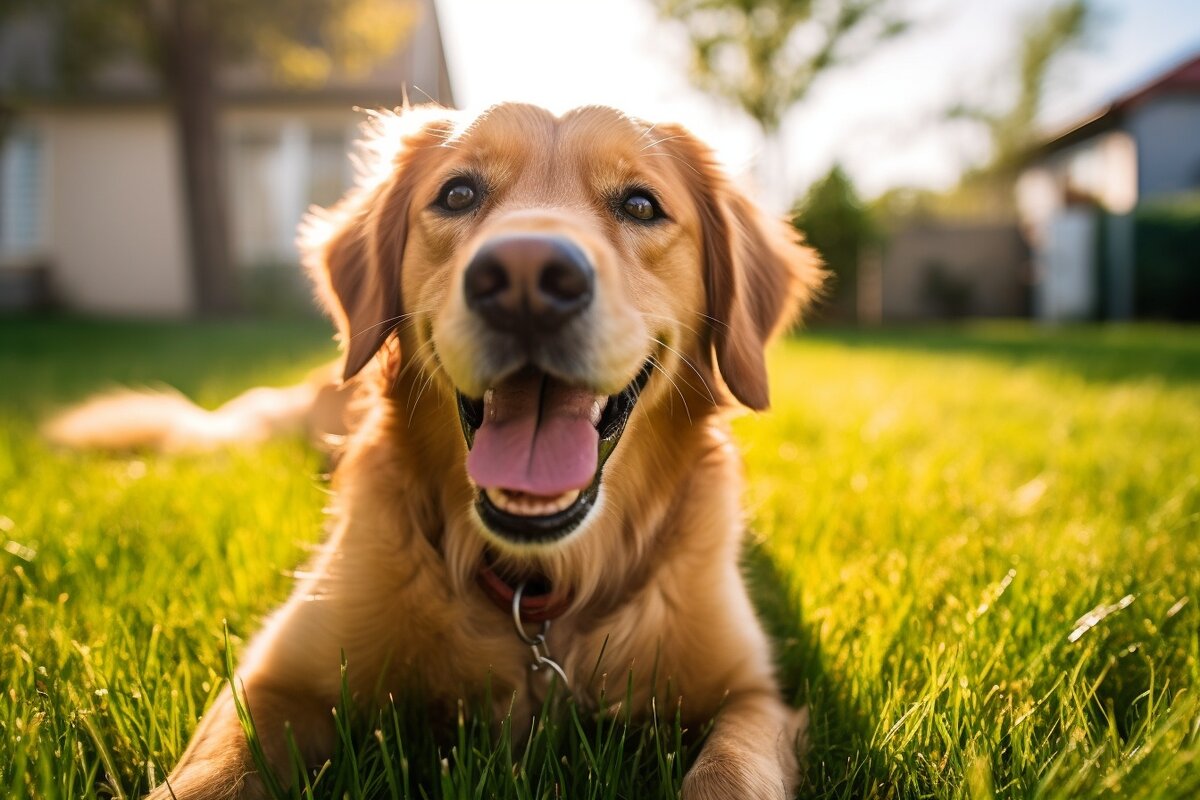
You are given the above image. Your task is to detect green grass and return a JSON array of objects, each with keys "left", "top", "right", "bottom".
[{"left": 2, "top": 317, "right": 1198, "bottom": 799}]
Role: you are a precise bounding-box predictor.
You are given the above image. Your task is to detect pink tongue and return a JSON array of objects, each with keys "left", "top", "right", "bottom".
[{"left": 466, "top": 372, "right": 599, "bottom": 496}]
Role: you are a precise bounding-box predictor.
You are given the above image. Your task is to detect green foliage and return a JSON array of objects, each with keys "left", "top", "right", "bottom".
[
  {"left": 216, "top": 0, "right": 418, "bottom": 88},
  {"left": 871, "top": 1, "right": 1095, "bottom": 225},
  {"left": 1005, "top": 0, "right": 1092, "bottom": 166},
  {"left": 654, "top": 0, "right": 906, "bottom": 134},
  {"left": 950, "top": 1, "right": 1094, "bottom": 178},
  {"left": 792, "top": 165, "right": 877, "bottom": 303},
  {"left": 2, "top": 318, "right": 1200, "bottom": 798},
  {"left": 13, "top": 0, "right": 150, "bottom": 91},
  {"left": 1134, "top": 194, "right": 1200, "bottom": 321},
  {"left": 8, "top": 0, "right": 417, "bottom": 93}
]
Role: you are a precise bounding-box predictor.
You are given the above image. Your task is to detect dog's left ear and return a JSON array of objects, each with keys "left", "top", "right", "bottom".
[
  {"left": 662, "top": 126, "right": 824, "bottom": 410},
  {"left": 301, "top": 108, "right": 453, "bottom": 382}
]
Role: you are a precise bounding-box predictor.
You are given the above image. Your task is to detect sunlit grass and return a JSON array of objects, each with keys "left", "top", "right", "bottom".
[{"left": 1, "top": 317, "right": 1197, "bottom": 798}]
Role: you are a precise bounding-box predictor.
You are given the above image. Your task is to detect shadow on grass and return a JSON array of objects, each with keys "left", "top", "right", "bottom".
[
  {"left": 744, "top": 539, "right": 893, "bottom": 798},
  {"left": 803, "top": 324, "right": 1200, "bottom": 386}
]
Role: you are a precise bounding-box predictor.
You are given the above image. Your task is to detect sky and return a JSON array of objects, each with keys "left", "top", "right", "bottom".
[{"left": 433, "top": 0, "right": 1200, "bottom": 208}]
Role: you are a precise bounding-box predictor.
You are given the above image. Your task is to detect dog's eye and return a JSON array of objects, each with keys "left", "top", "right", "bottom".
[
  {"left": 438, "top": 179, "right": 479, "bottom": 213},
  {"left": 621, "top": 193, "right": 659, "bottom": 221}
]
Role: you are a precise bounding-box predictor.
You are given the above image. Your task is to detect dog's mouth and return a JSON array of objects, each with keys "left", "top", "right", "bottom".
[{"left": 456, "top": 361, "right": 652, "bottom": 544}]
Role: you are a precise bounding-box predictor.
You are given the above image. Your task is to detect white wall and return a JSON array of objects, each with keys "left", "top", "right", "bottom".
[
  {"left": 1128, "top": 95, "right": 1200, "bottom": 199},
  {"left": 1035, "top": 208, "right": 1097, "bottom": 321},
  {"left": 35, "top": 109, "right": 192, "bottom": 315}
]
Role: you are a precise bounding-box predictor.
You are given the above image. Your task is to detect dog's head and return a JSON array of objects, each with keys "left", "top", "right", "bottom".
[{"left": 304, "top": 103, "right": 821, "bottom": 553}]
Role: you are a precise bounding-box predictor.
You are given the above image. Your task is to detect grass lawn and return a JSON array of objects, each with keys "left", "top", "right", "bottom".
[{"left": 2, "top": 317, "right": 1198, "bottom": 799}]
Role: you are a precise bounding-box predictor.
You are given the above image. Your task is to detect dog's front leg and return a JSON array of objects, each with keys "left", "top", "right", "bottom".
[
  {"left": 145, "top": 555, "right": 369, "bottom": 799},
  {"left": 651, "top": 549, "right": 805, "bottom": 800},
  {"left": 681, "top": 690, "right": 805, "bottom": 800},
  {"left": 145, "top": 677, "right": 333, "bottom": 800}
]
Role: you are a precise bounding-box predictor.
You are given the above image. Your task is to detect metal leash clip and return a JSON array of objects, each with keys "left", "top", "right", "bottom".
[{"left": 511, "top": 581, "right": 570, "bottom": 689}]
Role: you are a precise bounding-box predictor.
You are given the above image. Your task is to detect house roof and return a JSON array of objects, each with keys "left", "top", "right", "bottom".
[{"left": 1035, "top": 50, "right": 1200, "bottom": 154}]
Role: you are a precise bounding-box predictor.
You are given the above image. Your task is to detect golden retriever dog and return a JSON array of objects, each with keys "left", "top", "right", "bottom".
[{"left": 51, "top": 102, "right": 822, "bottom": 799}]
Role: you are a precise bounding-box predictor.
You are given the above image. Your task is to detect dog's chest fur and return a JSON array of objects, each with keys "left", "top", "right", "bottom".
[{"left": 291, "top": 388, "right": 745, "bottom": 727}]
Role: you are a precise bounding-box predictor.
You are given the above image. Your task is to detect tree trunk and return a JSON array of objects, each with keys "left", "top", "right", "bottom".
[{"left": 158, "top": 1, "right": 238, "bottom": 315}]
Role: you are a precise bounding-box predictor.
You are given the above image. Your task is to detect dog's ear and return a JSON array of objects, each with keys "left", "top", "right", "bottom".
[
  {"left": 301, "top": 109, "right": 453, "bottom": 382},
  {"left": 661, "top": 126, "right": 823, "bottom": 410},
  {"left": 305, "top": 202, "right": 397, "bottom": 381},
  {"left": 704, "top": 190, "right": 823, "bottom": 410}
]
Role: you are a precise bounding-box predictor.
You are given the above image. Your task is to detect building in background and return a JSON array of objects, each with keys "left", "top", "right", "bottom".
[
  {"left": 861, "top": 224, "right": 1030, "bottom": 323},
  {"left": 0, "top": 0, "right": 453, "bottom": 315},
  {"left": 1018, "top": 51, "right": 1200, "bottom": 321}
]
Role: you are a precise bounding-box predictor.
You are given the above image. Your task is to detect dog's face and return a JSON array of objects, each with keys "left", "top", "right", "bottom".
[{"left": 305, "top": 103, "right": 819, "bottom": 552}]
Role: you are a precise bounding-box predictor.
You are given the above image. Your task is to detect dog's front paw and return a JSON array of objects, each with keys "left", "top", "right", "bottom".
[{"left": 681, "top": 747, "right": 789, "bottom": 800}]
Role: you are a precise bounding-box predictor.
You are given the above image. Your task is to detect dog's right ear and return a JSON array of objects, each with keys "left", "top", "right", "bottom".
[
  {"left": 301, "top": 109, "right": 453, "bottom": 382},
  {"left": 306, "top": 202, "right": 396, "bottom": 381}
]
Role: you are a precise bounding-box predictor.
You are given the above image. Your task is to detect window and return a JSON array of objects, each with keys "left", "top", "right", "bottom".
[
  {"left": 307, "top": 127, "right": 349, "bottom": 209},
  {"left": 227, "top": 120, "right": 352, "bottom": 266},
  {"left": 228, "top": 126, "right": 284, "bottom": 265},
  {"left": 0, "top": 126, "right": 45, "bottom": 258}
]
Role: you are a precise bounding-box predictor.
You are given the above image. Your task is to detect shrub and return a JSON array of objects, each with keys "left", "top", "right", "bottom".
[{"left": 1135, "top": 193, "right": 1200, "bottom": 321}]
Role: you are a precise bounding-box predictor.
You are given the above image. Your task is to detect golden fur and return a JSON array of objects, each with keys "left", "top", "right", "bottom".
[
  {"left": 44, "top": 362, "right": 352, "bottom": 453},
  {"left": 55, "top": 103, "right": 823, "bottom": 799}
]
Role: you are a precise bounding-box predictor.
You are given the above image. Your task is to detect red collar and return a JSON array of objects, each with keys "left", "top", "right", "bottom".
[{"left": 476, "top": 562, "right": 573, "bottom": 623}]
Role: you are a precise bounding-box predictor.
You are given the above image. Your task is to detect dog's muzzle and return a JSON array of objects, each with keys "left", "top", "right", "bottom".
[{"left": 452, "top": 233, "right": 651, "bottom": 544}]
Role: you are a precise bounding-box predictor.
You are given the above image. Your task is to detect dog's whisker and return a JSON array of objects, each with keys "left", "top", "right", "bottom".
[
  {"left": 390, "top": 323, "right": 437, "bottom": 377},
  {"left": 692, "top": 310, "right": 734, "bottom": 333},
  {"left": 639, "top": 133, "right": 689, "bottom": 152},
  {"left": 407, "top": 362, "right": 445, "bottom": 427},
  {"left": 391, "top": 334, "right": 434, "bottom": 396},
  {"left": 639, "top": 312, "right": 707, "bottom": 341},
  {"left": 647, "top": 355, "right": 693, "bottom": 425},
  {"left": 641, "top": 150, "right": 703, "bottom": 175},
  {"left": 392, "top": 327, "right": 430, "bottom": 375},
  {"left": 403, "top": 343, "right": 443, "bottom": 398},
  {"left": 402, "top": 344, "right": 443, "bottom": 410},
  {"left": 392, "top": 330, "right": 431, "bottom": 380},
  {"left": 346, "top": 314, "right": 412, "bottom": 342},
  {"left": 651, "top": 336, "right": 717, "bottom": 407},
  {"left": 347, "top": 307, "right": 442, "bottom": 343},
  {"left": 408, "top": 83, "right": 437, "bottom": 105}
]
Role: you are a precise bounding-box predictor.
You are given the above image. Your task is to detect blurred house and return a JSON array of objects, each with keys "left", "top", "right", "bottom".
[
  {"left": 0, "top": 1, "right": 453, "bottom": 315},
  {"left": 861, "top": 223, "right": 1030, "bottom": 323},
  {"left": 1018, "top": 51, "right": 1200, "bottom": 321}
]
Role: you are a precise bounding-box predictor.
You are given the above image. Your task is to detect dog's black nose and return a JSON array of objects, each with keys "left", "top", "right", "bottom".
[{"left": 464, "top": 235, "right": 594, "bottom": 336}]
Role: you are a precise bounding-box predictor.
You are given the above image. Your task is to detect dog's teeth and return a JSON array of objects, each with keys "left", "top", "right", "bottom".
[
  {"left": 484, "top": 487, "right": 505, "bottom": 508},
  {"left": 483, "top": 389, "right": 495, "bottom": 421},
  {"left": 552, "top": 489, "right": 580, "bottom": 512},
  {"left": 590, "top": 396, "right": 606, "bottom": 426},
  {"left": 484, "top": 487, "right": 580, "bottom": 517}
]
